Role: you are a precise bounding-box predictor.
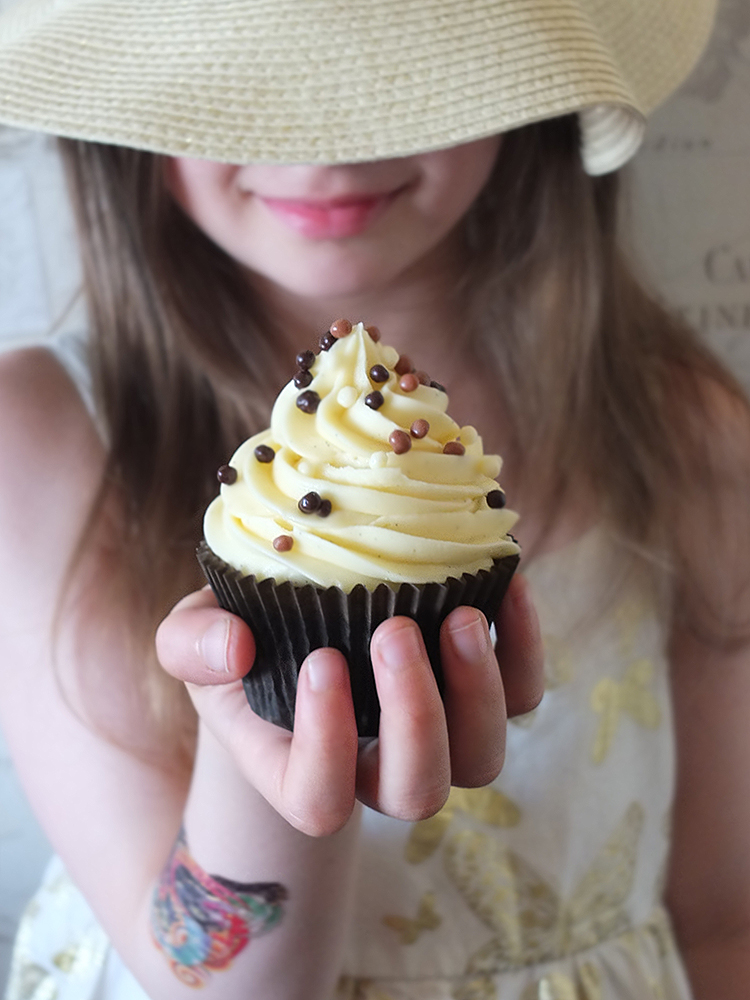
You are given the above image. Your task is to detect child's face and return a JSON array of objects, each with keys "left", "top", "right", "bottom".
[{"left": 166, "top": 137, "right": 500, "bottom": 302}]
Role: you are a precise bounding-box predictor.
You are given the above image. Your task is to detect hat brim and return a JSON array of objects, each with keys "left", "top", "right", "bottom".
[{"left": 0, "top": 0, "right": 717, "bottom": 174}]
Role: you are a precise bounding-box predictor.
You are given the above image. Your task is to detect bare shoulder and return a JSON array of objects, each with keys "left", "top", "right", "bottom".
[
  {"left": 668, "top": 366, "right": 750, "bottom": 614},
  {"left": 689, "top": 371, "right": 750, "bottom": 525},
  {"left": 0, "top": 345, "right": 110, "bottom": 669},
  {"left": 0, "top": 345, "right": 186, "bottom": 753},
  {"left": 669, "top": 367, "right": 750, "bottom": 621},
  {"left": 0, "top": 343, "right": 101, "bottom": 459},
  {"left": 0, "top": 345, "right": 104, "bottom": 559},
  {"left": 673, "top": 363, "right": 750, "bottom": 471}
]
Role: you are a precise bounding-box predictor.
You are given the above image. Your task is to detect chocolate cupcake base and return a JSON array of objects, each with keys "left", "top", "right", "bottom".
[{"left": 197, "top": 543, "right": 519, "bottom": 737}]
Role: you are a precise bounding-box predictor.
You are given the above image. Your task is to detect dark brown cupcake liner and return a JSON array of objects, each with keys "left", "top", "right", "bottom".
[{"left": 197, "top": 542, "right": 519, "bottom": 737}]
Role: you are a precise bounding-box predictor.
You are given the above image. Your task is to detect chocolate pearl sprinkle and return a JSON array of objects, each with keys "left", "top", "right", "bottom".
[
  {"left": 415, "top": 370, "right": 430, "bottom": 386},
  {"left": 389, "top": 430, "right": 412, "bottom": 454},
  {"left": 365, "top": 325, "right": 381, "bottom": 342},
  {"left": 399, "top": 373, "right": 419, "bottom": 392},
  {"left": 410, "top": 419, "right": 429, "bottom": 439},
  {"left": 298, "top": 491, "right": 322, "bottom": 514},
  {"left": 365, "top": 390, "right": 384, "bottom": 410},
  {"left": 296, "top": 349, "right": 315, "bottom": 370},
  {"left": 319, "top": 331, "right": 337, "bottom": 351},
  {"left": 217, "top": 464, "right": 238, "bottom": 484},
  {"left": 317, "top": 499, "right": 332, "bottom": 518},
  {"left": 430, "top": 380, "right": 447, "bottom": 393},
  {"left": 443, "top": 441, "right": 466, "bottom": 455},
  {"left": 330, "top": 318, "right": 352, "bottom": 337},
  {"left": 253, "top": 445, "right": 275, "bottom": 464},
  {"left": 369, "top": 364, "right": 389, "bottom": 383},
  {"left": 273, "top": 535, "right": 294, "bottom": 552},
  {"left": 296, "top": 390, "right": 321, "bottom": 413},
  {"left": 293, "top": 369, "right": 313, "bottom": 389},
  {"left": 395, "top": 355, "right": 413, "bottom": 376},
  {"left": 486, "top": 489, "right": 507, "bottom": 509}
]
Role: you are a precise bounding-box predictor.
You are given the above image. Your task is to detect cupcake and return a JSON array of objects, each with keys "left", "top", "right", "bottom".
[{"left": 198, "top": 320, "right": 519, "bottom": 735}]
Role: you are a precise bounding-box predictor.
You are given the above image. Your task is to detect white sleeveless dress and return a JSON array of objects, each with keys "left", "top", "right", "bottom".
[{"left": 4, "top": 334, "right": 693, "bottom": 1000}]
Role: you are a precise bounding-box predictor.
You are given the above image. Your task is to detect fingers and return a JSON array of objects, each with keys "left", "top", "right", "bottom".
[
  {"left": 155, "top": 588, "right": 255, "bottom": 685},
  {"left": 440, "top": 606, "right": 506, "bottom": 787},
  {"left": 281, "top": 650, "right": 359, "bottom": 835},
  {"left": 356, "top": 578, "right": 544, "bottom": 811},
  {"left": 189, "top": 647, "right": 358, "bottom": 838},
  {"left": 173, "top": 575, "right": 543, "bottom": 837},
  {"left": 494, "top": 574, "right": 545, "bottom": 717},
  {"left": 357, "top": 618, "right": 451, "bottom": 821}
]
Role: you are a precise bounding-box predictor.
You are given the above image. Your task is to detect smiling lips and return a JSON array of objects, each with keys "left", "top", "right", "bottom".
[{"left": 259, "top": 189, "right": 401, "bottom": 239}]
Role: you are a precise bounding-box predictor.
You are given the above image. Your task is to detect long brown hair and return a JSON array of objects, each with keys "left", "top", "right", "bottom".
[
  {"left": 58, "top": 140, "right": 289, "bottom": 768},
  {"left": 464, "top": 116, "right": 750, "bottom": 636},
  {"left": 57, "top": 116, "right": 750, "bottom": 760}
]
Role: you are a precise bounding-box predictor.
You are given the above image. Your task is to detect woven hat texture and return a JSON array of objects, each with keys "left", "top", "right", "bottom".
[{"left": 0, "top": 0, "right": 717, "bottom": 174}]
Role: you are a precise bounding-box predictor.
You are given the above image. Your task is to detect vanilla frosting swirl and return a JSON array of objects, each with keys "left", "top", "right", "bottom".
[{"left": 204, "top": 323, "right": 519, "bottom": 590}]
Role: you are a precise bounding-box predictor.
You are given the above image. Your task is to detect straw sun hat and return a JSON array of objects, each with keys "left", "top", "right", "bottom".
[{"left": 0, "top": 0, "right": 716, "bottom": 175}]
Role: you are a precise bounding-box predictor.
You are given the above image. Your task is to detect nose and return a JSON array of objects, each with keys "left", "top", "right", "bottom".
[{"left": 240, "top": 159, "right": 411, "bottom": 199}]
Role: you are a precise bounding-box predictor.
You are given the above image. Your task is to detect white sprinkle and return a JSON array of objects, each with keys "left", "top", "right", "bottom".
[
  {"left": 337, "top": 386, "right": 358, "bottom": 408},
  {"left": 460, "top": 425, "right": 479, "bottom": 445},
  {"left": 370, "top": 451, "right": 388, "bottom": 469},
  {"left": 480, "top": 456, "right": 502, "bottom": 478},
  {"left": 382, "top": 346, "right": 399, "bottom": 367}
]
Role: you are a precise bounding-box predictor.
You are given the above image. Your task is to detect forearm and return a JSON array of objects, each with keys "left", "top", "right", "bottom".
[{"left": 129, "top": 722, "right": 361, "bottom": 1000}]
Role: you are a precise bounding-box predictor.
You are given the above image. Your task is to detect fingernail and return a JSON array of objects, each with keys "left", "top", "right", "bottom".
[
  {"left": 374, "top": 621, "right": 422, "bottom": 672},
  {"left": 448, "top": 610, "right": 490, "bottom": 661},
  {"left": 199, "top": 619, "right": 230, "bottom": 672},
  {"left": 305, "top": 650, "right": 342, "bottom": 692}
]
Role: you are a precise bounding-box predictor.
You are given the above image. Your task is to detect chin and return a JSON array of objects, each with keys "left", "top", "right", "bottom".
[{"left": 259, "top": 254, "right": 396, "bottom": 301}]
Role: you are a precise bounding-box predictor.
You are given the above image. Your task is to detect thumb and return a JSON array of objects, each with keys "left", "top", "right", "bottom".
[{"left": 155, "top": 588, "right": 255, "bottom": 685}]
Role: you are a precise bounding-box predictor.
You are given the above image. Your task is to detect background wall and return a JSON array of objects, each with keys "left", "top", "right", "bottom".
[
  {"left": 632, "top": 0, "right": 750, "bottom": 387},
  {"left": 1, "top": 0, "right": 749, "bottom": 989}
]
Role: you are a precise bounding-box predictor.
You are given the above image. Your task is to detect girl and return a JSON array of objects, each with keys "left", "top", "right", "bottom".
[{"left": 1, "top": 1, "right": 749, "bottom": 999}]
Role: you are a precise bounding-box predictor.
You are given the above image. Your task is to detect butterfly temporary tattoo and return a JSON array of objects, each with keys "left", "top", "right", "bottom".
[{"left": 151, "top": 827, "right": 288, "bottom": 987}]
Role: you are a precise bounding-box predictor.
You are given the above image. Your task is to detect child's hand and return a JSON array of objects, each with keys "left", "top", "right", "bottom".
[{"left": 156, "top": 576, "right": 542, "bottom": 836}]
